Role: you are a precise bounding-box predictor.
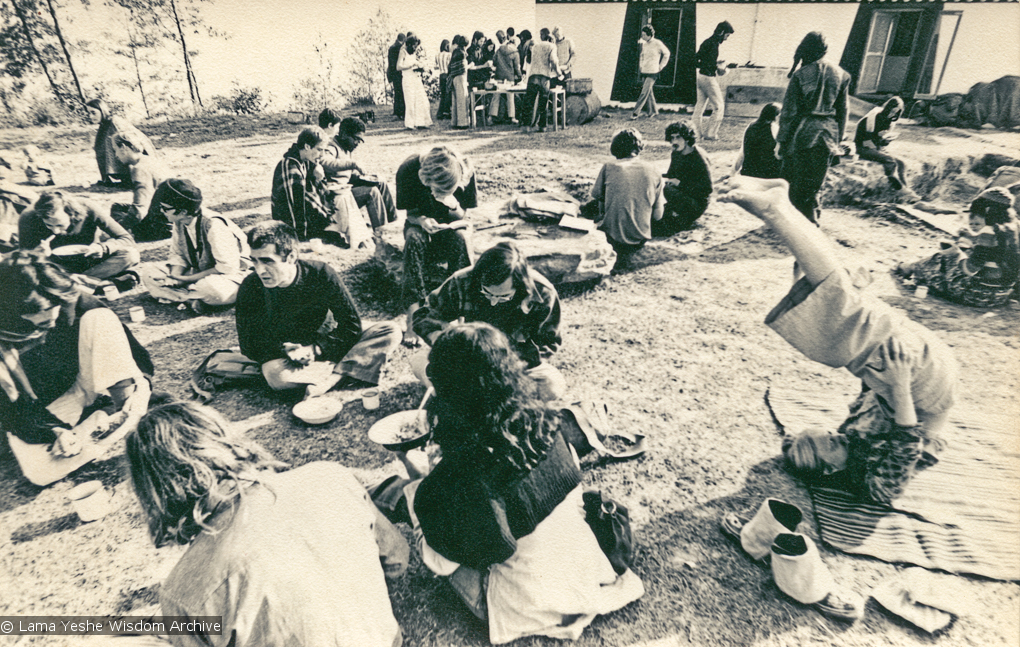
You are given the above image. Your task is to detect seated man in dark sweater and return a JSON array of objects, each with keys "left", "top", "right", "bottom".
[
  {"left": 235, "top": 221, "right": 401, "bottom": 397},
  {"left": 652, "top": 121, "right": 713, "bottom": 237}
]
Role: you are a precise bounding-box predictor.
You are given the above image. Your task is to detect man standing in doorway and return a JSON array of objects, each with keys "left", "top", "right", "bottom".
[
  {"left": 694, "top": 21, "right": 734, "bottom": 140},
  {"left": 388, "top": 33, "right": 406, "bottom": 119},
  {"left": 632, "top": 25, "right": 670, "bottom": 120}
]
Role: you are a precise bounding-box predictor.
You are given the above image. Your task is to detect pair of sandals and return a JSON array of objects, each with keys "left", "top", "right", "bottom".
[{"left": 721, "top": 499, "right": 864, "bottom": 623}]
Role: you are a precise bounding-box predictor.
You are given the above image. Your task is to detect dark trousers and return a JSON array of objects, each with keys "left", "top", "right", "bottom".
[
  {"left": 653, "top": 186, "right": 708, "bottom": 236},
  {"left": 524, "top": 75, "right": 551, "bottom": 128},
  {"left": 391, "top": 73, "right": 405, "bottom": 117},
  {"left": 437, "top": 73, "right": 452, "bottom": 119},
  {"left": 858, "top": 147, "right": 907, "bottom": 188},
  {"left": 783, "top": 145, "right": 832, "bottom": 225},
  {"left": 349, "top": 175, "right": 397, "bottom": 227},
  {"left": 402, "top": 224, "right": 471, "bottom": 308}
]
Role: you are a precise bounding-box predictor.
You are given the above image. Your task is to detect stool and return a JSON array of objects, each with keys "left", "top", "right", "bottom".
[
  {"left": 470, "top": 90, "right": 489, "bottom": 127},
  {"left": 545, "top": 89, "right": 566, "bottom": 131}
]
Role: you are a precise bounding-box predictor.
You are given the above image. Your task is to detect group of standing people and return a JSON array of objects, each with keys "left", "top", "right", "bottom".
[{"left": 388, "top": 26, "right": 576, "bottom": 133}]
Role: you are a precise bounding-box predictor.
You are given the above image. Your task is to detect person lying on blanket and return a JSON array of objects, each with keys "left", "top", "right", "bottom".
[{"left": 719, "top": 176, "right": 958, "bottom": 504}]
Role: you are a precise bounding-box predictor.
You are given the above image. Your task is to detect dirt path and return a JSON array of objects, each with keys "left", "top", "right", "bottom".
[{"left": 1, "top": 112, "right": 1017, "bottom": 647}]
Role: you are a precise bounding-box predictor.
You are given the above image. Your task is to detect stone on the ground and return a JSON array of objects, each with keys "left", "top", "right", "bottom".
[{"left": 373, "top": 205, "right": 615, "bottom": 288}]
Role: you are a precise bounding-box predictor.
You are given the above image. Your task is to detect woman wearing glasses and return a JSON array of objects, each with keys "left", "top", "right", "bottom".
[
  {"left": 138, "top": 179, "right": 253, "bottom": 314},
  {"left": 410, "top": 241, "right": 566, "bottom": 401}
]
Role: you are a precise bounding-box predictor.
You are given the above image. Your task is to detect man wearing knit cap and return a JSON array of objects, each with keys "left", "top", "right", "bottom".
[
  {"left": 395, "top": 146, "right": 476, "bottom": 344},
  {"left": 139, "top": 178, "right": 253, "bottom": 314}
]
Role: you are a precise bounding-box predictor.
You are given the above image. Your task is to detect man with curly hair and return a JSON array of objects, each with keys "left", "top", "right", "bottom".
[
  {"left": 654, "top": 121, "right": 713, "bottom": 236},
  {"left": 591, "top": 129, "right": 664, "bottom": 270}
]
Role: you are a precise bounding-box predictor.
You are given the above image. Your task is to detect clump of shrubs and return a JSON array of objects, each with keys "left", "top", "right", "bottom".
[{"left": 214, "top": 86, "right": 267, "bottom": 115}]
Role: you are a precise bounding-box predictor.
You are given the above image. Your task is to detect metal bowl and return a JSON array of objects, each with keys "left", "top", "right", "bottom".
[
  {"left": 368, "top": 409, "right": 430, "bottom": 452},
  {"left": 292, "top": 397, "right": 343, "bottom": 425}
]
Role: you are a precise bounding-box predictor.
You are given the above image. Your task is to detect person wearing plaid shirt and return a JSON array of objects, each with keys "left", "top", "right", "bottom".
[
  {"left": 271, "top": 127, "right": 335, "bottom": 243},
  {"left": 411, "top": 241, "right": 566, "bottom": 401}
]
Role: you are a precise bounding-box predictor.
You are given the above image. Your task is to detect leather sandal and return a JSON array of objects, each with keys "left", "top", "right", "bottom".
[
  {"left": 720, "top": 513, "right": 770, "bottom": 565},
  {"left": 813, "top": 588, "right": 865, "bottom": 623}
]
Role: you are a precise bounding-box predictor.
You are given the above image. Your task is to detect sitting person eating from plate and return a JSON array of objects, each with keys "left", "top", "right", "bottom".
[
  {"left": 235, "top": 221, "right": 401, "bottom": 398},
  {"left": 397, "top": 322, "right": 644, "bottom": 643},
  {"left": 0, "top": 251, "right": 152, "bottom": 486},
  {"left": 719, "top": 176, "right": 957, "bottom": 504},
  {"left": 127, "top": 396, "right": 408, "bottom": 647},
  {"left": 396, "top": 145, "right": 476, "bottom": 345},
  {"left": 410, "top": 241, "right": 566, "bottom": 401},
  {"left": 139, "top": 179, "right": 253, "bottom": 315},
  {"left": 18, "top": 190, "right": 141, "bottom": 292},
  {"left": 318, "top": 111, "right": 397, "bottom": 249}
]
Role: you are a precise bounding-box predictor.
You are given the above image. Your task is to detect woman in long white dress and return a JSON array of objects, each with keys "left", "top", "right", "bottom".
[{"left": 398, "top": 36, "right": 433, "bottom": 130}]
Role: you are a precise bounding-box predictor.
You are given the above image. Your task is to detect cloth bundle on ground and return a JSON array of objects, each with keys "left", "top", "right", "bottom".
[
  {"left": 502, "top": 190, "right": 580, "bottom": 223},
  {"left": 957, "top": 75, "right": 1020, "bottom": 130},
  {"left": 768, "top": 385, "right": 1020, "bottom": 582}
]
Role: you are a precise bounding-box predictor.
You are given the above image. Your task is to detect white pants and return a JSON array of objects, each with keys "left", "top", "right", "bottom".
[
  {"left": 8, "top": 309, "right": 147, "bottom": 486},
  {"left": 140, "top": 263, "right": 245, "bottom": 306},
  {"left": 694, "top": 74, "right": 725, "bottom": 139}
]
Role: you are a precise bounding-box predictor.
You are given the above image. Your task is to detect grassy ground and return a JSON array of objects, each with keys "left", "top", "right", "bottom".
[{"left": 1, "top": 110, "right": 1018, "bottom": 647}]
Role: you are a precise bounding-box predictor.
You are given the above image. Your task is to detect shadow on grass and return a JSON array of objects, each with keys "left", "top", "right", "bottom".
[
  {"left": 699, "top": 226, "right": 790, "bottom": 265},
  {"left": 208, "top": 196, "right": 270, "bottom": 213}
]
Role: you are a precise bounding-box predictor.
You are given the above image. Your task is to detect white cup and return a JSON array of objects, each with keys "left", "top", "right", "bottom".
[
  {"left": 129, "top": 306, "right": 146, "bottom": 323},
  {"left": 68, "top": 481, "right": 113, "bottom": 522},
  {"left": 102, "top": 285, "right": 119, "bottom": 300},
  {"left": 362, "top": 389, "right": 380, "bottom": 411},
  {"left": 915, "top": 285, "right": 929, "bottom": 299},
  {"left": 309, "top": 238, "right": 325, "bottom": 253}
]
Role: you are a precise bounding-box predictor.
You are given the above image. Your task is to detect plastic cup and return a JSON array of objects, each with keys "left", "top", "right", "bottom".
[
  {"left": 129, "top": 306, "right": 146, "bottom": 323},
  {"left": 915, "top": 286, "right": 929, "bottom": 299},
  {"left": 102, "top": 285, "right": 119, "bottom": 300},
  {"left": 68, "top": 481, "right": 112, "bottom": 522},
  {"left": 362, "top": 389, "right": 380, "bottom": 411}
]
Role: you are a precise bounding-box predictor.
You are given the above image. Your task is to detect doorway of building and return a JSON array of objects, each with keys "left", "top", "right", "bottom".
[{"left": 610, "top": 2, "right": 696, "bottom": 105}]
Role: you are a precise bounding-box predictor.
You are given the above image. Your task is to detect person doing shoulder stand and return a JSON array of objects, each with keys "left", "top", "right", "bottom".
[
  {"left": 128, "top": 397, "right": 407, "bottom": 647},
  {"left": 139, "top": 179, "right": 252, "bottom": 314},
  {"left": 719, "top": 176, "right": 956, "bottom": 505},
  {"left": 632, "top": 25, "right": 670, "bottom": 120}
]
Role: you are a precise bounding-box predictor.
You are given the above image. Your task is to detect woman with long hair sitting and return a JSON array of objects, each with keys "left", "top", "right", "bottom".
[
  {"left": 128, "top": 397, "right": 408, "bottom": 647},
  {"left": 0, "top": 251, "right": 152, "bottom": 485},
  {"left": 402, "top": 322, "right": 643, "bottom": 644}
]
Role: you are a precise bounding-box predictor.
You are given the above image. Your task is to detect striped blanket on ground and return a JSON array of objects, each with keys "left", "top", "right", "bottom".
[{"left": 767, "top": 387, "right": 1020, "bottom": 582}]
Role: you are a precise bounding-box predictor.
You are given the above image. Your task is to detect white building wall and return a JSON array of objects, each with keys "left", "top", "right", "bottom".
[
  {"left": 534, "top": 3, "right": 628, "bottom": 102},
  {"left": 697, "top": 3, "right": 858, "bottom": 69},
  {"left": 939, "top": 3, "right": 1020, "bottom": 95}
]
